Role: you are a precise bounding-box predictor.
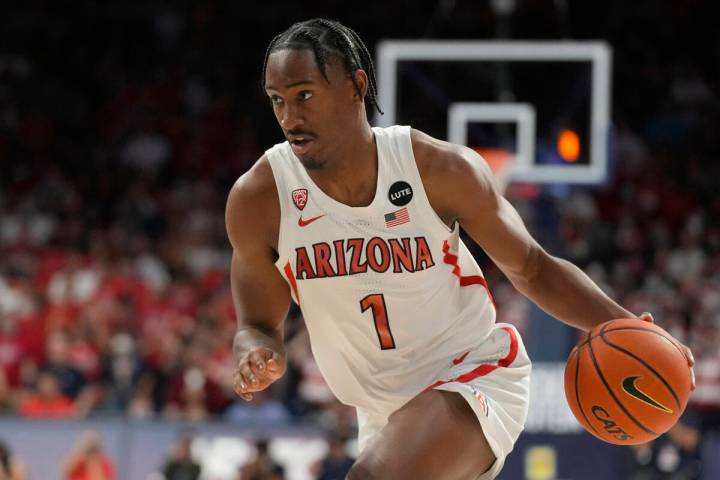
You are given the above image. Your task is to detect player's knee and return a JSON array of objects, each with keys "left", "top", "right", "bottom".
[{"left": 345, "top": 459, "right": 384, "bottom": 480}]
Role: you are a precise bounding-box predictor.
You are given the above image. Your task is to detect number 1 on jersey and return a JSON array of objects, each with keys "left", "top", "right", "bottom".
[{"left": 360, "top": 293, "right": 396, "bottom": 350}]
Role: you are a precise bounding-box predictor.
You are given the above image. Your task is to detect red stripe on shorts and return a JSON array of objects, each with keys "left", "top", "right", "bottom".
[{"left": 424, "top": 326, "right": 519, "bottom": 392}]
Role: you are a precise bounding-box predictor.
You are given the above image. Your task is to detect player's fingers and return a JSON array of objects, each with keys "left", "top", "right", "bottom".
[
  {"left": 235, "top": 387, "right": 253, "bottom": 401},
  {"left": 239, "top": 360, "right": 259, "bottom": 387},
  {"left": 249, "top": 350, "right": 267, "bottom": 377},
  {"left": 676, "top": 344, "right": 695, "bottom": 390},
  {"left": 234, "top": 362, "right": 256, "bottom": 389},
  {"left": 233, "top": 370, "right": 253, "bottom": 401},
  {"left": 233, "top": 369, "right": 247, "bottom": 391},
  {"left": 682, "top": 345, "right": 695, "bottom": 366},
  {"left": 680, "top": 345, "right": 696, "bottom": 390},
  {"left": 690, "top": 366, "right": 696, "bottom": 391},
  {"left": 638, "top": 312, "right": 654, "bottom": 323},
  {"left": 266, "top": 350, "right": 284, "bottom": 372}
]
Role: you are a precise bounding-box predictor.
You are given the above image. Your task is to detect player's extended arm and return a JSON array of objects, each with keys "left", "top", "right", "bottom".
[
  {"left": 415, "top": 130, "right": 638, "bottom": 331},
  {"left": 420, "top": 138, "right": 694, "bottom": 387},
  {"left": 226, "top": 157, "right": 291, "bottom": 400}
]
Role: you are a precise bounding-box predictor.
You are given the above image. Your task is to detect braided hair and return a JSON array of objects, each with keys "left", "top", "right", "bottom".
[{"left": 262, "top": 18, "right": 383, "bottom": 115}]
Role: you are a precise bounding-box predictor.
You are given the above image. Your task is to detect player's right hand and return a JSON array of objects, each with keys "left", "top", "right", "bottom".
[
  {"left": 639, "top": 312, "right": 696, "bottom": 390},
  {"left": 233, "top": 345, "right": 286, "bottom": 401}
]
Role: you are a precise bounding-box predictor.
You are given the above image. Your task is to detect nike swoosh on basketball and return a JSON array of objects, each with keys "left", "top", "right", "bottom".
[
  {"left": 298, "top": 214, "right": 326, "bottom": 227},
  {"left": 621, "top": 376, "right": 673, "bottom": 413}
]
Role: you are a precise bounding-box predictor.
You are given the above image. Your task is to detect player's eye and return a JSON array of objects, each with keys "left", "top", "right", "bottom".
[
  {"left": 299, "top": 91, "right": 313, "bottom": 101},
  {"left": 270, "top": 95, "right": 283, "bottom": 105}
]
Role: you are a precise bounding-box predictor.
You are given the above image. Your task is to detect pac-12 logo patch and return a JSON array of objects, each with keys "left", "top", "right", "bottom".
[
  {"left": 388, "top": 181, "right": 413, "bottom": 206},
  {"left": 292, "top": 189, "right": 308, "bottom": 210}
]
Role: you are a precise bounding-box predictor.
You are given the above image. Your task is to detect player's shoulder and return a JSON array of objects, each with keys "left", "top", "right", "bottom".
[
  {"left": 226, "top": 155, "right": 280, "bottom": 250},
  {"left": 409, "top": 128, "right": 495, "bottom": 191},
  {"left": 227, "top": 154, "right": 277, "bottom": 206}
]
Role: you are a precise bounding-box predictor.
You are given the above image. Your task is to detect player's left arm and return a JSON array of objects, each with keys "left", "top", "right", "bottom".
[{"left": 414, "top": 130, "right": 694, "bottom": 380}]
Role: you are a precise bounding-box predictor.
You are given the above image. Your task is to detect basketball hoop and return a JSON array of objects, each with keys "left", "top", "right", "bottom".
[{"left": 473, "top": 147, "right": 514, "bottom": 194}]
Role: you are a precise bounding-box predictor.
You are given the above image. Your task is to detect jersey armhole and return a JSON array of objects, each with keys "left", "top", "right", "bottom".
[
  {"left": 264, "top": 148, "right": 290, "bottom": 270},
  {"left": 399, "top": 127, "right": 455, "bottom": 236}
]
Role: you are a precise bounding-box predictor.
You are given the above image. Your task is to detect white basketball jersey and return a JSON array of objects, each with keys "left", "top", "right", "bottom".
[{"left": 266, "top": 125, "right": 496, "bottom": 417}]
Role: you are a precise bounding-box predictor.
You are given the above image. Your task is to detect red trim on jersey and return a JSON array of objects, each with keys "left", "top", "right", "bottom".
[
  {"left": 423, "top": 326, "right": 519, "bottom": 392},
  {"left": 283, "top": 261, "right": 300, "bottom": 306},
  {"left": 452, "top": 351, "right": 470, "bottom": 365},
  {"left": 442, "top": 240, "right": 496, "bottom": 308}
]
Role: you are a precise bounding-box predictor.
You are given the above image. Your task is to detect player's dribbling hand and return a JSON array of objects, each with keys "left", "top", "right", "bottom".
[
  {"left": 638, "top": 312, "right": 696, "bottom": 390},
  {"left": 233, "top": 346, "right": 286, "bottom": 401}
]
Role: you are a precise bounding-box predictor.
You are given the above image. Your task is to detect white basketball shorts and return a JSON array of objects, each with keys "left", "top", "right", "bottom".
[
  {"left": 356, "top": 323, "right": 531, "bottom": 479},
  {"left": 430, "top": 323, "right": 531, "bottom": 479}
]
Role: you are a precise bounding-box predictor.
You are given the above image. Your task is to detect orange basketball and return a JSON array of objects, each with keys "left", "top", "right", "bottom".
[{"left": 564, "top": 318, "right": 692, "bottom": 445}]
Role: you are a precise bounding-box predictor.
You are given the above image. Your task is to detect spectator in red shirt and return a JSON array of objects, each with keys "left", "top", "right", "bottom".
[
  {"left": 18, "top": 371, "right": 76, "bottom": 418},
  {"left": 61, "top": 431, "right": 115, "bottom": 480}
]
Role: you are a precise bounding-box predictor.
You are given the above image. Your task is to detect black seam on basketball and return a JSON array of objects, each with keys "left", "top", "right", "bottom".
[
  {"left": 601, "top": 320, "right": 617, "bottom": 334},
  {"left": 576, "top": 320, "right": 618, "bottom": 349},
  {"left": 599, "top": 328, "right": 687, "bottom": 360},
  {"left": 587, "top": 336, "right": 657, "bottom": 436},
  {"left": 577, "top": 330, "right": 594, "bottom": 349},
  {"left": 600, "top": 333, "right": 681, "bottom": 409},
  {"left": 574, "top": 346, "right": 599, "bottom": 434}
]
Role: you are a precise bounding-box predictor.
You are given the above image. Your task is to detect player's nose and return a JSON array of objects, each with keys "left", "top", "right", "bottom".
[{"left": 279, "top": 103, "right": 304, "bottom": 131}]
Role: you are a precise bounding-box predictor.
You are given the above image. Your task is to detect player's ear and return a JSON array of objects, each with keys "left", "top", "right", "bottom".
[{"left": 352, "top": 69, "right": 368, "bottom": 103}]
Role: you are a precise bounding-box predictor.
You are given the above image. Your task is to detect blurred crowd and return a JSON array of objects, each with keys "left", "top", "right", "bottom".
[
  {"left": 1, "top": 428, "right": 355, "bottom": 480},
  {"left": 0, "top": 0, "right": 363, "bottom": 429},
  {"left": 1, "top": 1, "right": 720, "bottom": 479}
]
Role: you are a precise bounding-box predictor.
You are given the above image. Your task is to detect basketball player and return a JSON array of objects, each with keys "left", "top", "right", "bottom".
[{"left": 226, "top": 19, "right": 695, "bottom": 479}]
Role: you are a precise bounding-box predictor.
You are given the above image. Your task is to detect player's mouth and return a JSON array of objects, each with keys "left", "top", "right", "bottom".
[
  {"left": 290, "top": 138, "right": 314, "bottom": 156},
  {"left": 287, "top": 133, "right": 316, "bottom": 156}
]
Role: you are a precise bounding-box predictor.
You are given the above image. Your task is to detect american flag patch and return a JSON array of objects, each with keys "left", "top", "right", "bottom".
[{"left": 384, "top": 207, "right": 410, "bottom": 228}]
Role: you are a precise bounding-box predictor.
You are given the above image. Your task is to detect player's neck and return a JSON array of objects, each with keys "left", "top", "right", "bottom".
[{"left": 307, "top": 123, "right": 378, "bottom": 207}]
